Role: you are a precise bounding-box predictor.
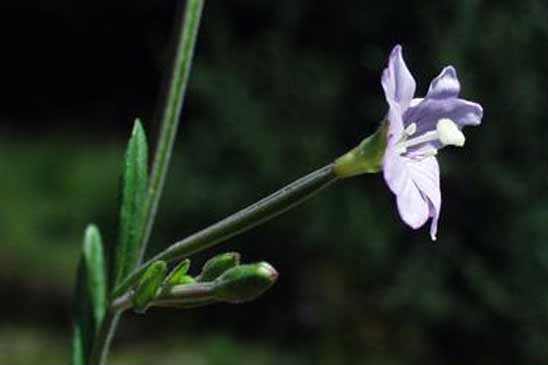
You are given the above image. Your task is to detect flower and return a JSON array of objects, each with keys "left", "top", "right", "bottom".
[{"left": 381, "top": 45, "right": 483, "bottom": 240}]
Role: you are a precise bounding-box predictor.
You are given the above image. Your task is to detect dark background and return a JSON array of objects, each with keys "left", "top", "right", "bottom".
[{"left": 1, "top": 1, "right": 548, "bottom": 364}]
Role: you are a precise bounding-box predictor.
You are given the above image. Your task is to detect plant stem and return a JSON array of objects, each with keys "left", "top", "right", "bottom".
[
  {"left": 111, "top": 282, "right": 215, "bottom": 312},
  {"left": 89, "top": 1, "right": 204, "bottom": 364},
  {"left": 113, "top": 164, "right": 339, "bottom": 297},
  {"left": 88, "top": 312, "right": 120, "bottom": 365},
  {"left": 139, "top": 0, "right": 205, "bottom": 263}
]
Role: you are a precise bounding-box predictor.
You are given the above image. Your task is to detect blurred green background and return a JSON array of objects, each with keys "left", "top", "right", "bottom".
[{"left": 1, "top": 0, "right": 548, "bottom": 364}]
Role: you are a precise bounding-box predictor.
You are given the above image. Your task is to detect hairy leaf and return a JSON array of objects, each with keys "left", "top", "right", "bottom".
[{"left": 113, "top": 119, "right": 149, "bottom": 287}]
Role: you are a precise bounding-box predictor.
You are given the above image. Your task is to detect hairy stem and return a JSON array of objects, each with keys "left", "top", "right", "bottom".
[
  {"left": 113, "top": 164, "right": 339, "bottom": 297},
  {"left": 88, "top": 312, "right": 120, "bottom": 365},
  {"left": 111, "top": 283, "right": 215, "bottom": 312},
  {"left": 89, "top": 1, "right": 204, "bottom": 364},
  {"left": 139, "top": 0, "right": 205, "bottom": 262}
]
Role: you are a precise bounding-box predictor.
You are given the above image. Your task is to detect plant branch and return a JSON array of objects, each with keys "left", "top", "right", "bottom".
[
  {"left": 88, "top": 312, "right": 120, "bottom": 365},
  {"left": 139, "top": 0, "right": 205, "bottom": 263},
  {"left": 88, "top": 1, "right": 204, "bottom": 364},
  {"left": 113, "top": 164, "right": 339, "bottom": 297},
  {"left": 111, "top": 282, "right": 215, "bottom": 312}
]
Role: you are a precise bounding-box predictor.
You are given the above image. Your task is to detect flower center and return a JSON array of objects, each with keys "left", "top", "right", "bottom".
[{"left": 395, "top": 118, "right": 465, "bottom": 155}]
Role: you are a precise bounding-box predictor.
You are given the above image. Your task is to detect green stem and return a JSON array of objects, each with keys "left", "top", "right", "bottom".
[
  {"left": 111, "top": 282, "right": 215, "bottom": 312},
  {"left": 89, "top": 1, "right": 204, "bottom": 364},
  {"left": 139, "top": 0, "right": 205, "bottom": 263},
  {"left": 88, "top": 312, "right": 120, "bottom": 365},
  {"left": 113, "top": 164, "right": 339, "bottom": 297}
]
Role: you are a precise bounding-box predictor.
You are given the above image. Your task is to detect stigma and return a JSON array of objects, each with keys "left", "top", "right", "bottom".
[{"left": 436, "top": 118, "right": 465, "bottom": 147}]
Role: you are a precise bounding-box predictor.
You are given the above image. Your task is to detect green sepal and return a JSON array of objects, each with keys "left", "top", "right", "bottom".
[
  {"left": 164, "top": 259, "right": 191, "bottom": 286},
  {"left": 198, "top": 252, "right": 241, "bottom": 282},
  {"left": 113, "top": 119, "right": 149, "bottom": 287},
  {"left": 212, "top": 262, "right": 278, "bottom": 304},
  {"left": 72, "top": 225, "right": 107, "bottom": 365},
  {"left": 132, "top": 261, "right": 167, "bottom": 314},
  {"left": 334, "top": 120, "right": 388, "bottom": 177},
  {"left": 171, "top": 275, "right": 196, "bottom": 286}
]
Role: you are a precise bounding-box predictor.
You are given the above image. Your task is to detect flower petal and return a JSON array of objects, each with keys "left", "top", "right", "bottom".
[
  {"left": 382, "top": 45, "right": 416, "bottom": 112},
  {"left": 384, "top": 148, "right": 441, "bottom": 237},
  {"left": 386, "top": 103, "right": 404, "bottom": 145},
  {"left": 403, "top": 97, "right": 483, "bottom": 137},
  {"left": 427, "top": 66, "right": 460, "bottom": 99},
  {"left": 383, "top": 147, "right": 407, "bottom": 195},
  {"left": 383, "top": 150, "right": 430, "bottom": 229},
  {"left": 406, "top": 155, "right": 441, "bottom": 240},
  {"left": 429, "top": 201, "right": 440, "bottom": 241},
  {"left": 396, "top": 175, "right": 430, "bottom": 229}
]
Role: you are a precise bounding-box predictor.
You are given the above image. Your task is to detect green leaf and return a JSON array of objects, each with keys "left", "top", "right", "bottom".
[
  {"left": 164, "top": 259, "right": 191, "bottom": 286},
  {"left": 198, "top": 252, "right": 240, "bottom": 282},
  {"left": 72, "top": 326, "right": 84, "bottom": 365},
  {"left": 132, "top": 260, "right": 167, "bottom": 314},
  {"left": 72, "top": 225, "right": 107, "bottom": 365},
  {"left": 113, "top": 119, "right": 149, "bottom": 287}
]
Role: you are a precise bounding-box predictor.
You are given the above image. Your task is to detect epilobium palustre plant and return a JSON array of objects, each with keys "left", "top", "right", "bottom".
[{"left": 71, "top": 2, "right": 484, "bottom": 364}]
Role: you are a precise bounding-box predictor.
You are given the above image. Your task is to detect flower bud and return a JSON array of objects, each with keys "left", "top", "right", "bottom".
[
  {"left": 173, "top": 275, "right": 196, "bottom": 285},
  {"left": 198, "top": 252, "right": 241, "bottom": 282},
  {"left": 164, "top": 259, "right": 192, "bottom": 286},
  {"left": 211, "top": 262, "right": 278, "bottom": 303},
  {"left": 132, "top": 261, "right": 167, "bottom": 314}
]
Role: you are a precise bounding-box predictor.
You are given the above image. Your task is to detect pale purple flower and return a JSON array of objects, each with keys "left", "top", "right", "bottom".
[{"left": 381, "top": 45, "right": 483, "bottom": 240}]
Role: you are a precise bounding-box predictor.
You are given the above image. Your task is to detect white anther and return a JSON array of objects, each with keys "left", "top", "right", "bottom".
[
  {"left": 436, "top": 118, "right": 465, "bottom": 147},
  {"left": 395, "top": 146, "right": 407, "bottom": 155},
  {"left": 405, "top": 123, "right": 417, "bottom": 136}
]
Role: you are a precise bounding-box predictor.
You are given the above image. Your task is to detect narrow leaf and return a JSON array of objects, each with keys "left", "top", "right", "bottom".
[
  {"left": 72, "top": 225, "right": 107, "bottom": 365},
  {"left": 72, "top": 327, "right": 84, "bottom": 365},
  {"left": 113, "top": 119, "right": 149, "bottom": 287},
  {"left": 132, "top": 260, "right": 167, "bottom": 314}
]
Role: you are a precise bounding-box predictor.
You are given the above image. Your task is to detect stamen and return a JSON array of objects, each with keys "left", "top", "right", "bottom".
[
  {"left": 395, "top": 118, "right": 467, "bottom": 156},
  {"left": 399, "top": 130, "right": 438, "bottom": 150},
  {"left": 405, "top": 123, "right": 417, "bottom": 136},
  {"left": 406, "top": 145, "right": 438, "bottom": 160},
  {"left": 422, "top": 149, "right": 438, "bottom": 158}
]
